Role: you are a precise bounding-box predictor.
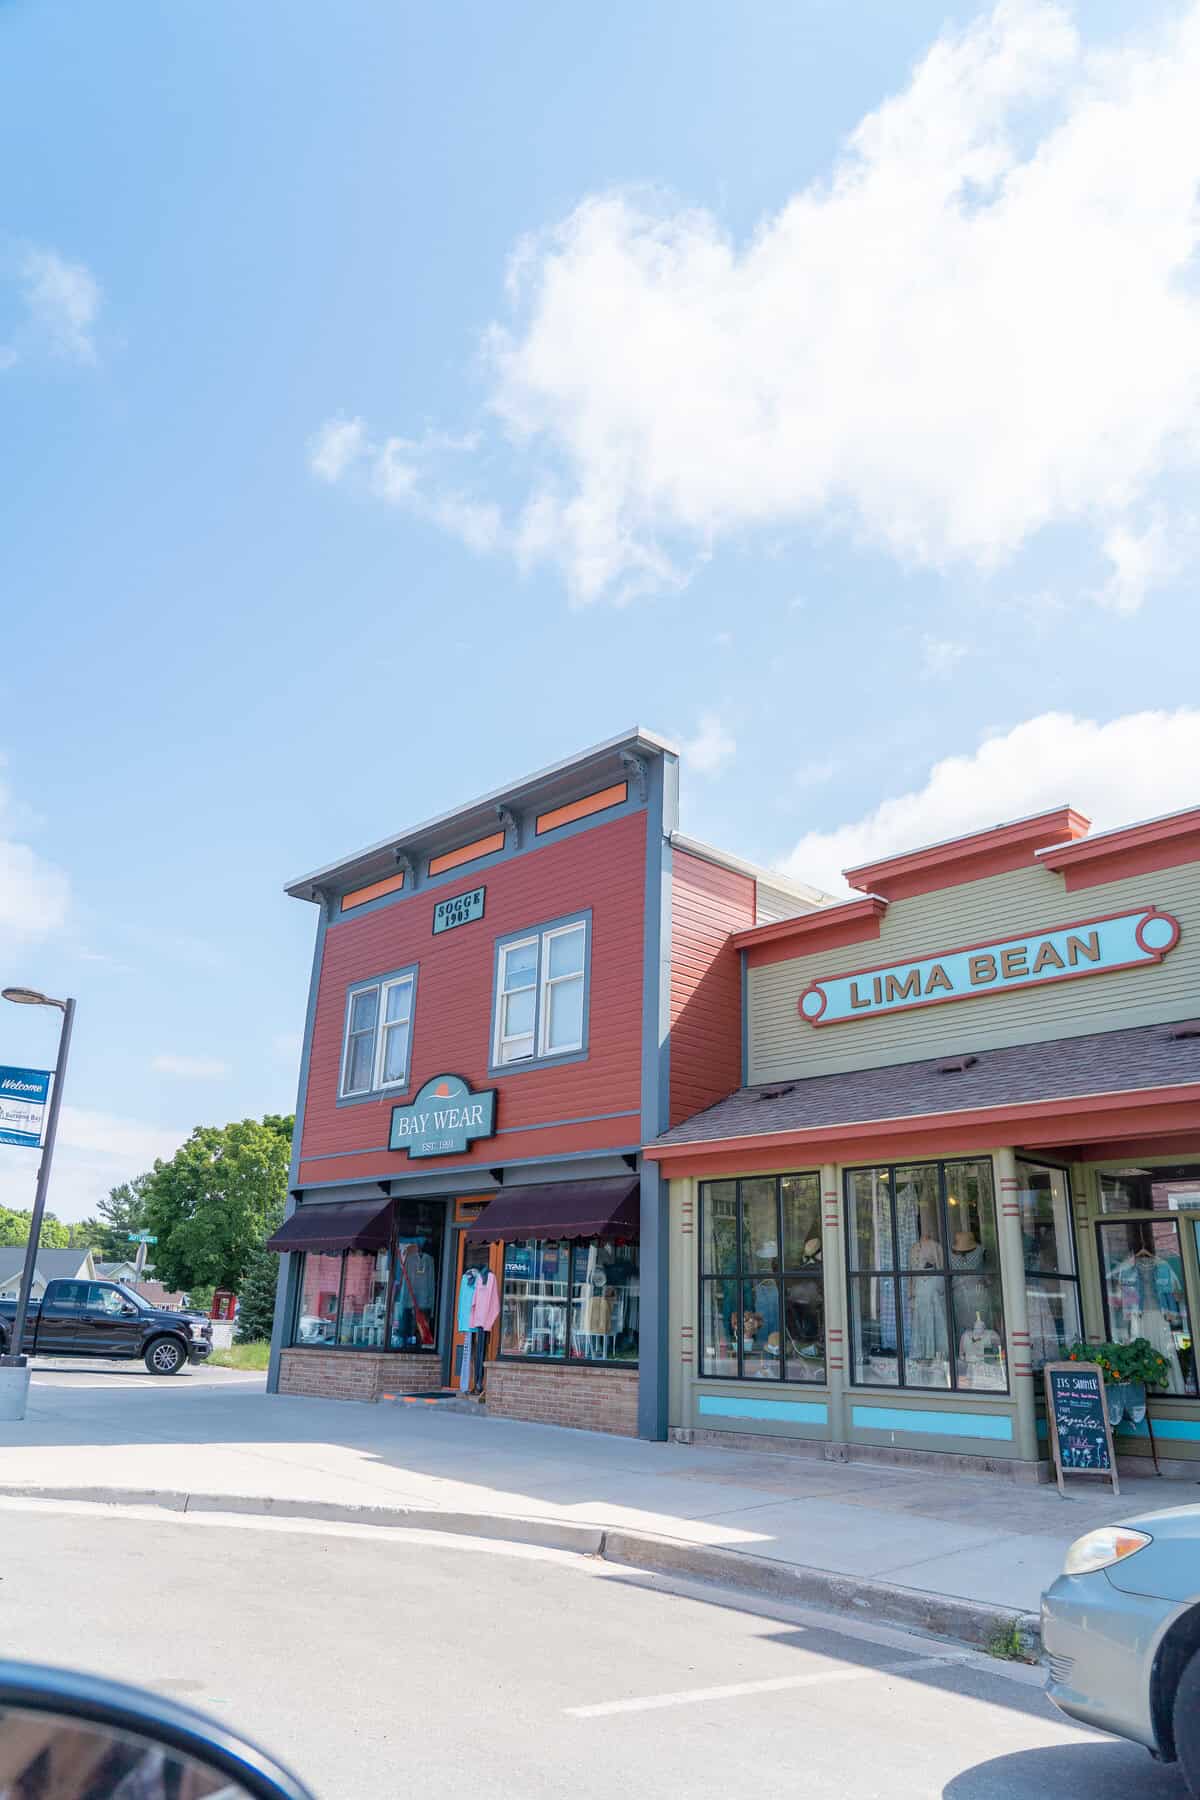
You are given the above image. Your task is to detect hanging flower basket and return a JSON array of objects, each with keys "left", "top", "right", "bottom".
[{"left": 1066, "top": 1337, "right": 1169, "bottom": 1389}]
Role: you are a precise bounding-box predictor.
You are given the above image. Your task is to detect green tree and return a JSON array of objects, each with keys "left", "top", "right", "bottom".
[
  {"left": 234, "top": 1245, "right": 280, "bottom": 1344},
  {"left": 0, "top": 1206, "right": 70, "bottom": 1249},
  {"left": 88, "top": 1174, "right": 153, "bottom": 1261},
  {"left": 141, "top": 1114, "right": 292, "bottom": 1293}
]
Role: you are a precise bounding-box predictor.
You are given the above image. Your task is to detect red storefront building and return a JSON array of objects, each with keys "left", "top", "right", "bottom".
[{"left": 266, "top": 728, "right": 827, "bottom": 1436}]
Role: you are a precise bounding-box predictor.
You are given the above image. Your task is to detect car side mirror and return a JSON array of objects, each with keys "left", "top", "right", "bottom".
[
  {"left": 121, "top": 1304, "right": 138, "bottom": 1316},
  {"left": 0, "top": 1659, "right": 313, "bottom": 1798}
]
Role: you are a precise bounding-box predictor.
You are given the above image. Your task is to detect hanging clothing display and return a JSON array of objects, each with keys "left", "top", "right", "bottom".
[
  {"left": 469, "top": 1270, "right": 500, "bottom": 1331},
  {"left": 1114, "top": 1253, "right": 1187, "bottom": 1394},
  {"left": 457, "top": 1268, "right": 481, "bottom": 1331},
  {"left": 879, "top": 1183, "right": 923, "bottom": 1351},
  {"left": 401, "top": 1245, "right": 436, "bottom": 1310},
  {"left": 907, "top": 1235, "right": 947, "bottom": 1364}
]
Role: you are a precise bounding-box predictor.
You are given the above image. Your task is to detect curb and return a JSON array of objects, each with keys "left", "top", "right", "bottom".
[{"left": 0, "top": 1484, "right": 1041, "bottom": 1659}]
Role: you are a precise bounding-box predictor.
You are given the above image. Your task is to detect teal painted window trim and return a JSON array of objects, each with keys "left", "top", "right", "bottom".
[
  {"left": 698, "top": 1394, "right": 827, "bottom": 1425},
  {"left": 1112, "top": 1417, "right": 1200, "bottom": 1443},
  {"left": 851, "top": 1404, "right": 1013, "bottom": 1441}
]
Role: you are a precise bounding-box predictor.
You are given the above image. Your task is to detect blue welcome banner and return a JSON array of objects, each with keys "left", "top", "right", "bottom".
[
  {"left": 0, "top": 1065, "right": 52, "bottom": 1148},
  {"left": 798, "top": 907, "right": 1180, "bottom": 1028}
]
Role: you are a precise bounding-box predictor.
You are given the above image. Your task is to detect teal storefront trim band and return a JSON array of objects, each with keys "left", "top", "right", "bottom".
[
  {"left": 852, "top": 1405, "right": 1013, "bottom": 1441},
  {"left": 698, "top": 1395, "right": 828, "bottom": 1426}
]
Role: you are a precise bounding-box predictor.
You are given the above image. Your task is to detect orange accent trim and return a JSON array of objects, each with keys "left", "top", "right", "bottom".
[
  {"left": 428, "top": 830, "right": 506, "bottom": 876},
  {"left": 340, "top": 870, "right": 406, "bottom": 912},
  {"left": 843, "top": 807, "right": 1090, "bottom": 901},
  {"left": 644, "top": 1081, "right": 1200, "bottom": 1177},
  {"left": 1036, "top": 807, "right": 1200, "bottom": 891},
  {"left": 734, "top": 896, "right": 888, "bottom": 968},
  {"left": 536, "top": 782, "right": 628, "bottom": 835}
]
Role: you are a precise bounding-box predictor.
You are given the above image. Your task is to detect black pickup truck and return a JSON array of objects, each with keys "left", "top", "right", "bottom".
[{"left": 0, "top": 1278, "right": 213, "bottom": 1375}]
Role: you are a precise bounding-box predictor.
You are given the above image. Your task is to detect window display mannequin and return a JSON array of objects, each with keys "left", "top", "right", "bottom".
[
  {"left": 1113, "top": 1243, "right": 1187, "bottom": 1394},
  {"left": 907, "top": 1215, "right": 947, "bottom": 1363},
  {"left": 950, "top": 1227, "right": 989, "bottom": 1321},
  {"left": 958, "top": 1310, "right": 1004, "bottom": 1388}
]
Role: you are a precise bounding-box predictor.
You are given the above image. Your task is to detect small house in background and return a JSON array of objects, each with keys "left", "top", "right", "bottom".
[
  {"left": 128, "top": 1279, "right": 190, "bottom": 1312},
  {"left": 0, "top": 1246, "right": 97, "bottom": 1302},
  {"left": 94, "top": 1260, "right": 145, "bottom": 1285}
]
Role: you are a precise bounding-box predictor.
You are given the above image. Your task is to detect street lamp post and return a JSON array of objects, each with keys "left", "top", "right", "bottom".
[{"left": 0, "top": 988, "right": 76, "bottom": 1422}]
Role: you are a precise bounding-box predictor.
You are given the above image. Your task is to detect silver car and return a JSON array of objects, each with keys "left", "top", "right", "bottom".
[{"left": 1043, "top": 1503, "right": 1200, "bottom": 1791}]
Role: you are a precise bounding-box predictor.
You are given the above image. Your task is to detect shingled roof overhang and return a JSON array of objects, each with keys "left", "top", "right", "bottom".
[{"left": 645, "top": 1020, "right": 1200, "bottom": 1176}]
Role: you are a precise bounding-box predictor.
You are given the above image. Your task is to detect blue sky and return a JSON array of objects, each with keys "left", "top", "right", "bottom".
[{"left": 2, "top": 0, "right": 1198, "bottom": 1219}]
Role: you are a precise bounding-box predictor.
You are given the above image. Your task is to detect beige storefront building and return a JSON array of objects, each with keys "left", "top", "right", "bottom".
[{"left": 649, "top": 804, "right": 1200, "bottom": 1478}]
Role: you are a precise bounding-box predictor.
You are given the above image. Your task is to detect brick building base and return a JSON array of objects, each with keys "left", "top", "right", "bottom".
[
  {"left": 483, "top": 1361, "right": 638, "bottom": 1436},
  {"left": 278, "top": 1348, "right": 444, "bottom": 1402}
]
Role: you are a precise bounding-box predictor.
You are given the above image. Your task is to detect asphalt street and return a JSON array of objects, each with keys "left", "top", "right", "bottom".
[{"left": 0, "top": 1498, "right": 1188, "bottom": 1800}]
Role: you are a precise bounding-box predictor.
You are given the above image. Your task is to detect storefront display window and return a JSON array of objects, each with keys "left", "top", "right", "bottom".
[
  {"left": 1100, "top": 1165, "right": 1200, "bottom": 1213},
  {"left": 1017, "top": 1161, "right": 1081, "bottom": 1369},
  {"left": 389, "top": 1202, "right": 444, "bottom": 1351},
  {"left": 500, "top": 1238, "right": 639, "bottom": 1364},
  {"left": 845, "top": 1159, "right": 1006, "bottom": 1392},
  {"left": 293, "top": 1252, "right": 343, "bottom": 1345},
  {"left": 1098, "top": 1218, "right": 1197, "bottom": 1395},
  {"left": 337, "top": 1250, "right": 389, "bottom": 1347},
  {"left": 699, "top": 1173, "right": 825, "bottom": 1382},
  {"left": 289, "top": 1201, "right": 444, "bottom": 1352}
]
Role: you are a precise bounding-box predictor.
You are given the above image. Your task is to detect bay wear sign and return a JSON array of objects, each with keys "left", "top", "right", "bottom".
[
  {"left": 798, "top": 906, "right": 1181, "bottom": 1028},
  {"left": 389, "top": 1073, "right": 497, "bottom": 1158},
  {"left": 0, "top": 1066, "right": 51, "bottom": 1149}
]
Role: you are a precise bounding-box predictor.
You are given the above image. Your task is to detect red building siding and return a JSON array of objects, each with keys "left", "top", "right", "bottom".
[
  {"left": 668, "top": 848, "right": 754, "bottom": 1126},
  {"left": 298, "top": 811, "right": 647, "bottom": 1183}
]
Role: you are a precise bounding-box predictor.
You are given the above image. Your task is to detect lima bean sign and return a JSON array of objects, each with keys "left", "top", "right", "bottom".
[
  {"left": 389, "top": 1073, "right": 496, "bottom": 1159},
  {"left": 798, "top": 907, "right": 1181, "bottom": 1028},
  {"left": 0, "top": 1065, "right": 51, "bottom": 1149}
]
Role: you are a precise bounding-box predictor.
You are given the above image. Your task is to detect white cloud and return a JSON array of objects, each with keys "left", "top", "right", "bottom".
[
  {"left": 782, "top": 708, "right": 1200, "bottom": 893},
  {"left": 323, "top": 0, "right": 1200, "bottom": 607},
  {"left": 681, "top": 711, "right": 736, "bottom": 777},
  {"left": 794, "top": 757, "right": 838, "bottom": 789},
  {"left": 309, "top": 416, "right": 367, "bottom": 483},
  {"left": 309, "top": 417, "right": 503, "bottom": 555},
  {"left": 921, "top": 635, "right": 969, "bottom": 678},
  {"left": 151, "top": 1053, "right": 231, "bottom": 1079},
  {"left": 1098, "top": 514, "right": 1179, "bottom": 613},
  {"left": 20, "top": 247, "right": 100, "bottom": 363},
  {"left": 58, "top": 1107, "right": 185, "bottom": 1164},
  {"left": 0, "top": 1109, "right": 187, "bottom": 1224},
  {"left": 0, "top": 760, "right": 68, "bottom": 939}
]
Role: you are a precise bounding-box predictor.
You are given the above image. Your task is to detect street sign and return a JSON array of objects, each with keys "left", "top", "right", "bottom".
[
  {"left": 0, "top": 1066, "right": 52, "bottom": 1149},
  {"left": 126, "top": 1231, "right": 158, "bottom": 1244}
]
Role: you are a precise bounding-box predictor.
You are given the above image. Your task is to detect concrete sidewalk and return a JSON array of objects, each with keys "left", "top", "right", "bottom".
[{"left": 2, "top": 1365, "right": 1193, "bottom": 1649}]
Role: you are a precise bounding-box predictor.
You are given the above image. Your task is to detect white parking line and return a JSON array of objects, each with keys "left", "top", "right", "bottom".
[{"left": 565, "top": 1651, "right": 966, "bottom": 1717}]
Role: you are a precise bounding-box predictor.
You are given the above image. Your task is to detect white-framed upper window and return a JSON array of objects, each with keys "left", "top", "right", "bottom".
[
  {"left": 493, "top": 918, "right": 588, "bottom": 1067},
  {"left": 340, "top": 971, "right": 415, "bottom": 1097}
]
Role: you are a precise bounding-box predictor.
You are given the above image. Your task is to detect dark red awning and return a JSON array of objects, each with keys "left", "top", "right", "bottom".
[
  {"left": 266, "top": 1198, "right": 393, "bottom": 1254},
  {"left": 465, "top": 1177, "right": 639, "bottom": 1244}
]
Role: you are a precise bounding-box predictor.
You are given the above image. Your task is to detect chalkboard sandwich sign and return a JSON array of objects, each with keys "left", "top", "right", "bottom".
[{"left": 1044, "top": 1361, "right": 1120, "bottom": 1498}]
